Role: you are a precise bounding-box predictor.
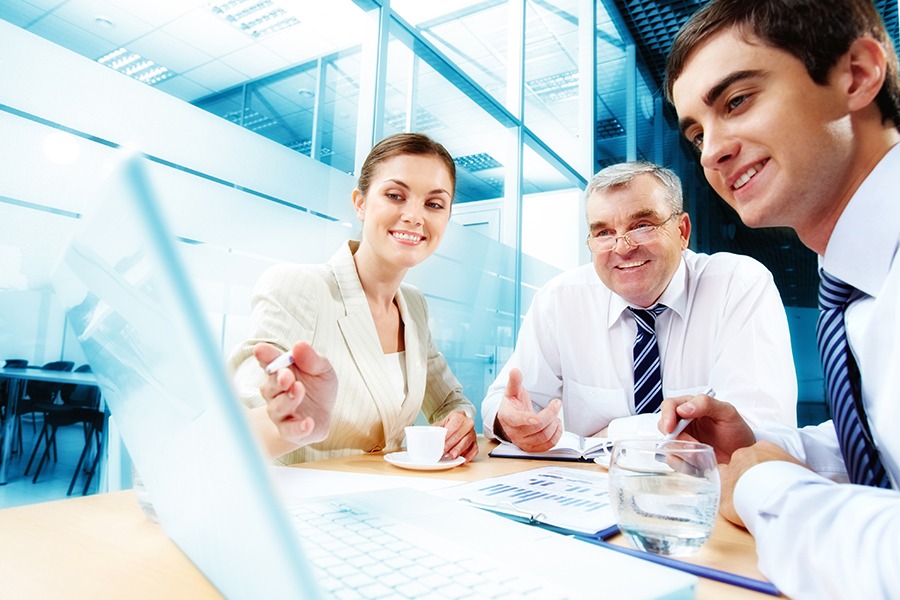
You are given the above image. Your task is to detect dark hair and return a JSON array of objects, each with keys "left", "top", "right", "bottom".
[
  {"left": 356, "top": 132, "right": 456, "bottom": 199},
  {"left": 665, "top": 0, "right": 900, "bottom": 131}
]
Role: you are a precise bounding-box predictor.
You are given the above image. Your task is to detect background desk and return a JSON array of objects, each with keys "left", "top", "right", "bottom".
[
  {"left": 0, "top": 367, "right": 100, "bottom": 485},
  {"left": 0, "top": 438, "right": 778, "bottom": 599}
]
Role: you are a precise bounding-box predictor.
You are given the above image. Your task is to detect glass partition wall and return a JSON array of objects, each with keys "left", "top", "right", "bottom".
[
  {"left": 189, "top": 0, "right": 620, "bottom": 418},
  {"left": 187, "top": 1, "right": 699, "bottom": 394}
]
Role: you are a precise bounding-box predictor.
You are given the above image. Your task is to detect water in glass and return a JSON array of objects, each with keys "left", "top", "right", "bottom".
[{"left": 609, "top": 439, "right": 720, "bottom": 556}]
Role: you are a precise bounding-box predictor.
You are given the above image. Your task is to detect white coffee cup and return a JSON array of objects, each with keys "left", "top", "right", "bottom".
[{"left": 404, "top": 426, "right": 447, "bottom": 464}]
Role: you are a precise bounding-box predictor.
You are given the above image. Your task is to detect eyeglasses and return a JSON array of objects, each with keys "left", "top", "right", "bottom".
[{"left": 585, "top": 213, "right": 680, "bottom": 254}]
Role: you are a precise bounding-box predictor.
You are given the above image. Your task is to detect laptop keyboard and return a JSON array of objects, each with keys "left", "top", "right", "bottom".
[{"left": 289, "top": 500, "right": 567, "bottom": 599}]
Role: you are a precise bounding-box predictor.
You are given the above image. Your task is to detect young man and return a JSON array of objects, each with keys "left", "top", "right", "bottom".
[
  {"left": 665, "top": 1, "right": 900, "bottom": 597},
  {"left": 481, "top": 161, "right": 796, "bottom": 451}
]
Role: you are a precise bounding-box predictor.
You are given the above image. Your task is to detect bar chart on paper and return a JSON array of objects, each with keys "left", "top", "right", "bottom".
[{"left": 442, "top": 466, "right": 618, "bottom": 538}]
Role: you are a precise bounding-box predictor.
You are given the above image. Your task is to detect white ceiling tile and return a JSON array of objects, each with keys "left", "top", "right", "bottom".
[
  {"left": 128, "top": 29, "right": 213, "bottom": 74},
  {"left": 219, "top": 44, "right": 291, "bottom": 80},
  {"left": 391, "top": 0, "right": 486, "bottom": 26},
  {"left": 248, "top": 87, "right": 302, "bottom": 116},
  {"left": 183, "top": 60, "right": 248, "bottom": 92},
  {"left": 0, "top": 2, "right": 45, "bottom": 27},
  {"left": 154, "top": 75, "right": 215, "bottom": 103},
  {"left": 51, "top": 0, "right": 156, "bottom": 48},
  {"left": 102, "top": 0, "right": 207, "bottom": 26},
  {"left": 263, "top": 70, "right": 318, "bottom": 102},
  {"left": 260, "top": 24, "right": 338, "bottom": 64},
  {"left": 162, "top": 8, "right": 254, "bottom": 57},
  {"left": 28, "top": 13, "right": 117, "bottom": 61},
  {"left": 19, "top": 0, "right": 68, "bottom": 10}
]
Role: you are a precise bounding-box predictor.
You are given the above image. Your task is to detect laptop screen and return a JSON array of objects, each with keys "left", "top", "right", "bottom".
[{"left": 52, "top": 154, "right": 320, "bottom": 598}]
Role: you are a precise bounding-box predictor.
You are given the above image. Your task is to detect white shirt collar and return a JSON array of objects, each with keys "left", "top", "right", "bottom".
[
  {"left": 608, "top": 253, "right": 688, "bottom": 326},
  {"left": 822, "top": 142, "right": 900, "bottom": 297}
]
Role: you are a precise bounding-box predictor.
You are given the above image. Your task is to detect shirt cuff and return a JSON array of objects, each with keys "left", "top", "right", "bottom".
[
  {"left": 734, "top": 461, "right": 834, "bottom": 537},
  {"left": 480, "top": 401, "right": 501, "bottom": 440},
  {"left": 750, "top": 424, "right": 791, "bottom": 448}
]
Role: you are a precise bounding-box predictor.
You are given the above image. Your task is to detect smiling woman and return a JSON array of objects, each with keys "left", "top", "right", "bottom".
[
  {"left": 352, "top": 148, "right": 454, "bottom": 275},
  {"left": 228, "top": 133, "right": 479, "bottom": 467}
]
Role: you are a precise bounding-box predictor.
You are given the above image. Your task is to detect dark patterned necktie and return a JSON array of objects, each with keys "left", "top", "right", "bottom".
[
  {"left": 816, "top": 271, "right": 890, "bottom": 488},
  {"left": 628, "top": 305, "right": 668, "bottom": 414}
]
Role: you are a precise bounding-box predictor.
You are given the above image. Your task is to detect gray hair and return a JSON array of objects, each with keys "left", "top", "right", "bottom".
[{"left": 583, "top": 161, "right": 684, "bottom": 214}]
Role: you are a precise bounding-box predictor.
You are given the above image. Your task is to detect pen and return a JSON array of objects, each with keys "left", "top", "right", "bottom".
[
  {"left": 577, "top": 536, "right": 781, "bottom": 596},
  {"left": 459, "top": 498, "right": 547, "bottom": 523},
  {"left": 265, "top": 351, "right": 294, "bottom": 374},
  {"left": 662, "top": 388, "right": 715, "bottom": 441}
]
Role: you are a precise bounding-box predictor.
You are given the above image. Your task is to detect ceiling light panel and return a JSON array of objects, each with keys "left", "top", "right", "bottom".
[
  {"left": 385, "top": 107, "right": 445, "bottom": 133},
  {"left": 527, "top": 70, "right": 578, "bottom": 102},
  {"left": 206, "top": 0, "right": 301, "bottom": 39},
  {"left": 595, "top": 117, "right": 625, "bottom": 139},
  {"left": 96, "top": 47, "right": 175, "bottom": 85},
  {"left": 454, "top": 152, "right": 502, "bottom": 172}
]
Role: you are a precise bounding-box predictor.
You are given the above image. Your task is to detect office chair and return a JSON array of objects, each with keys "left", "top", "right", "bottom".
[
  {"left": 18, "top": 359, "right": 74, "bottom": 408},
  {"left": 26, "top": 364, "right": 105, "bottom": 495},
  {"left": 22, "top": 363, "right": 89, "bottom": 463},
  {"left": 1, "top": 358, "right": 29, "bottom": 421},
  {"left": 16, "top": 360, "right": 76, "bottom": 454},
  {"left": 38, "top": 360, "right": 75, "bottom": 372}
]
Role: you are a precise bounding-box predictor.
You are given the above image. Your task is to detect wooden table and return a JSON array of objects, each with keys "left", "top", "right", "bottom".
[{"left": 0, "top": 438, "right": 778, "bottom": 599}]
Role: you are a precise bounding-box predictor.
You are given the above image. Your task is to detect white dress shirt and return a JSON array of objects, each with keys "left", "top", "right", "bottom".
[
  {"left": 481, "top": 249, "right": 797, "bottom": 439},
  {"left": 735, "top": 143, "right": 900, "bottom": 600}
]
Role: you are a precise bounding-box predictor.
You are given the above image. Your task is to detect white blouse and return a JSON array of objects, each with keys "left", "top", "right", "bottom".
[{"left": 384, "top": 351, "right": 408, "bottom": 405}]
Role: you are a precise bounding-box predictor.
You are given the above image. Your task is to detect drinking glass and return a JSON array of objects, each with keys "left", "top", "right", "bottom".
[{"left": 608, "top": 439, "right": 720, "bottom": 556}]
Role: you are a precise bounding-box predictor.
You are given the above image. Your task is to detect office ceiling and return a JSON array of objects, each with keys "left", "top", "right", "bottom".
[
  {"left": 0, "top": 0, "right": 593, "bottom": 197},
  {"left": 4, "top": 0, "right": 896, "bottom": 164},
  {"left": 0, "top": 1, "right": 363, "bottom": 102}
]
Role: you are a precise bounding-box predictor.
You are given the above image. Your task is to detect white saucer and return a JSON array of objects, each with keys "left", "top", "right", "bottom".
[
  {"left": 593, "top": 452, "right": 611, "bottom": 469},
  {"left": 384, "top": 452, "right": 465, "bottom": 471}
]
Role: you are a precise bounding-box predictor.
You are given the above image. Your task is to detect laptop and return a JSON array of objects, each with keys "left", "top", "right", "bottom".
[{"left": 51, "top": 153, "right": 696, "bottom": 599}]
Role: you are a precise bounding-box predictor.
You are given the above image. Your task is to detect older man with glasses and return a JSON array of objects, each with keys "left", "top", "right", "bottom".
[{"left": 481, "top": 161, "right": 797, "bottom": 452}]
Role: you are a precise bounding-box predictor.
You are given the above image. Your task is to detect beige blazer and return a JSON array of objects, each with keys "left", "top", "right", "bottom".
[{"left": 229, "top": 241, "right": 474, "bottom": 464}]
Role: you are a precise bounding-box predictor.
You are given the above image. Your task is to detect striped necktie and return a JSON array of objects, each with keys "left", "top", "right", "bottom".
[
  {"left": 628, "top": 305, "right": 667, "bottom": 414},
  {"left": 816, "top": 271, "right": 890, "bottom": 488}
]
